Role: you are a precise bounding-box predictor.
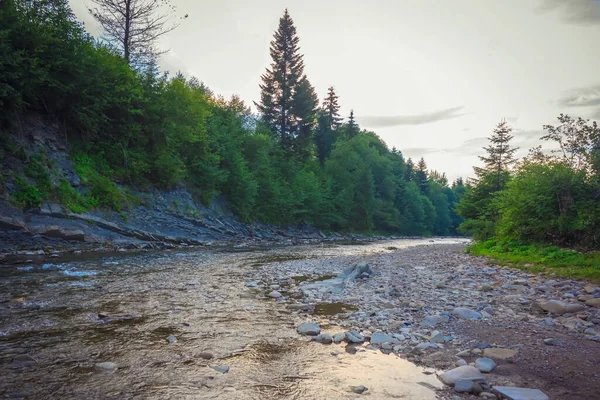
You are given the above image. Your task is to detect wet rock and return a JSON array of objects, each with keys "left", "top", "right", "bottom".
[
  {"left": 297, "top": 322, "right": 321, "bottom": 336},
  {"left": 439, "top": 366, "right": 485, "bottom": 386},
  {"left": 452, "top": 307, "right": 482, "bottom": 320},
  {"left": 350, "top": 385, "right": 368, "bottom": 394},
  {"left": 95, "top": 362, "right": 118, "bottom": 371},
  {"left": 493, "top": 386, "right": 549, "bottom": 400},
  {"left": 198, "top": 352, "right": 213, "bottom": 360},
  {"left": 313, "top": 333, "right": 333, "bottom": 344},
  {"left": 211, "top": 365, "right": 229, "bottom": 374},
  {"left": 370, "top": 332, "right": 394, "bottom": 345},
  {"left": 12, "top": 354, "right": 38, "bottom": 367},
  {"left": 482, "top": 348, "right": 518, "bottom": 359},
  {"left": 268, "top": 290, "right": 282, "bottom": 298},
  {"left": 345, "top": 330, "right": 365, "bottom": 343},
  {"left": 475, "top": 357, "right": 496, "bottom": 373},
  {"left": 167, "top": 335, "right": 177, "bottom": 344}
]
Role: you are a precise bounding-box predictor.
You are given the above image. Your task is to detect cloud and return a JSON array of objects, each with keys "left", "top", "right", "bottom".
[
  {"left": 357, "top": 106, "right": 466, "bottom": 128},
  {"left": 514, "top": 129, "right": 544, "bottom": 141},
  {"left": 401, "top": 147, "right": 440, "bottom": 157},
  {"left": 558, "top": 84, "right": 600, "bottom": 107},
  {"left": 538, "top": 0, "right": 600, "bottom": 25}
]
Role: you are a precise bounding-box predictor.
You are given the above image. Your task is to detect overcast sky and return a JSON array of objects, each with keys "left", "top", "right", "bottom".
[{"left": 70, "top": 0, "right": 600, "bottom": 180}]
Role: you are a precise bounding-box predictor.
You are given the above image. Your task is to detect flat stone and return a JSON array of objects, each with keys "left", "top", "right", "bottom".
[
  {"left": 583, "top": 284, "right": 596, "bottom": 294},
  {"left": 421, "top": 314, "right": 448, "bottom": 327},
  {"left": 452, "top": 307, "right": 482, "bottom": 320},
  {"left": 198, "top": 352, "right": 213, "bottom": 359},
  {"left": 439, "top": 366, "right": 485, "bottom": 386},
  {"left": 493, "top": 386, "right": 549, "bottom": 400},
  {"left": 539, "top": 300, "right": 569, "bottom": 314},
  {"left": 268, "top": 290, "right": 282, "bottom": 298},
  {"left": 95, "top": 362, "right": 118, "bottom": 371},
  {"left": 211, "top": 365, "right": 229, "bottom": 374},
  {"left": 482, "top": 348, "right": 518, "bottom": 359},
  {"left": 586, "top": 298, "right": 600, "bottom": 308},
  {"left": 12, "top": 354, "right": 38, "bottom": 367},
  {"left": 370, "top": 332, "right": 394, "bottom": 345},
  {"left": 297, "top": 322, "right": 321, "bottom": 336},
  {"left": 475, "top": 357, "right": 496, "bottom": 373}
]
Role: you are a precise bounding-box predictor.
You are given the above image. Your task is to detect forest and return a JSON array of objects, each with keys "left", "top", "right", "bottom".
[
  {"left": 0, "top": 1, "right": 465, "bottom": 236},
  {"left": 1, "top": 1, "right": 599, "bottom": 258}
]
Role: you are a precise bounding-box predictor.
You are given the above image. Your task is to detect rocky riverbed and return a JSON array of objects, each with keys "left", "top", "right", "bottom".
[{"left": 1, "top": 239, "right": 599, "bottom": 399}]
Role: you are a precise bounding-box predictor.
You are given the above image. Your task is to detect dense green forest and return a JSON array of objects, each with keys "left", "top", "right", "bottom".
[
  {"left": 0, "top": 1, "right": 466, "bottom": 235},
  {"left": 456, "top": 116, "right": 600, "bottom": 272}
]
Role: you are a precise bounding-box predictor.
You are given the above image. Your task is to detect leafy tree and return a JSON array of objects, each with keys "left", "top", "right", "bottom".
[{"left": 541, "top": 114, "right": 599, "bottom": 171}]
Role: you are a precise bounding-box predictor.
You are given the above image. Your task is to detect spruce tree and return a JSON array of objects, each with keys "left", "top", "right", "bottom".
[
  {"left": 292, "top": 75, "right": 319, "bottom": 160},
  {"left": 405, "top": 158, "right": 415, "bottom": 181},
  {"left": 476, "top": 120, "right": 518, "bottom": 190},
  {"left": 346, "top": 109, "right": 358, "bottom": 138},
  {"left": 322, "top": 86, "right": 342, "bottom": 130},
  {"left": 255, "top": 9, "right": 305, "bottom": 150},
  {"left": 416, "top": 157, "right": 428, "bottom": 194}
]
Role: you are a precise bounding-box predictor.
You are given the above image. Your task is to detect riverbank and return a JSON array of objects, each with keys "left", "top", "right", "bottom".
[{"left": 1, "top": 240, "right": 599, "bottom": 399}]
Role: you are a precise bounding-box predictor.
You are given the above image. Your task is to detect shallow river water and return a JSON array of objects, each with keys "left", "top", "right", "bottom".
[{"left": 0, "top": 239, "right": 466, "bottom": 399}]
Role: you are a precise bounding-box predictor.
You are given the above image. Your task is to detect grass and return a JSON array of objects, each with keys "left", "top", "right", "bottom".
[{"left": 467, "top": 239, "right": 600, "bottom": 282}]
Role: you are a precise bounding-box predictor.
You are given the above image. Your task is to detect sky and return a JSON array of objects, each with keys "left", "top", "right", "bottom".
[{"left": 69, "top": 0, "right": 600, "bottom": 180}]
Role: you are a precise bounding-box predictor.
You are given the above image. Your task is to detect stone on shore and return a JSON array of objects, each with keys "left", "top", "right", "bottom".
[
  {"left": 452, "top": 307, "right": 482, "bottom": 320},
  {"left": 345, "top": 330, "right": 365, "bottom": 343},
  {"left": 95, "top": 362, "right": 118, "bottom": 371},
  {"left": 297, "top": 322, "right": 321, "bottom": 336},
  {"left": 493, "top": 386, "right": 549, "bottom": 400},
  {"left": 475, "top": 357, "right": 496, "bottom": 373},
  {"left": 370, "top": 332, "right": 394, "bottom": 345},
  {"left": 482, "top": 348, "right": 518, "bottom": 359},
  {"left": 439, "top": 366, "right": 485, "bottom": 386}
]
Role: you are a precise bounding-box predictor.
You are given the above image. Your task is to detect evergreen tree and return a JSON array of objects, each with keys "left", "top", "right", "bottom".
[
  {"left": 416, "top": 157, "right": 428, "bottom": 194},
  {"left": 291, "top": 75, "right": 319, "bottom": 161},
  {"left": 322, "top": 86, "right": 342, "bottom": 130},
  {"left": 314, "top": 111, "right": 336, "bottom": 166},
  {"left": 476, "top": 120, "right": 518, "bottom": 190},
  {"left": 345, "top": 109, "right": 359, "bottom": 138},
  {"left": 255, "top": 9, "right": 305, "bottom": 150},
  {"left": 405, "top": 158, "right": 415, "bottom": 181}
]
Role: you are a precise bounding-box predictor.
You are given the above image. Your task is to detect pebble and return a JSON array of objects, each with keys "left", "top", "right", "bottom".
[
  {"left": 370, "top": 332, "right": 394, "bottom": 345},
  {"left": 456, "top": 359, "right": 468, "bottom": 367},
  {"left": 474, "top": 357, "right": 496, "bottom": 373},
  {"left": 333, "top": 333, "right": 346, "bottom": 343},
  {"left": 268, "top": 290, "right": 282, "bottom": 298},
  {"left": 95, "top": 362, "right": 118, "bottom": 371},
  {"left": 313, "top": 333, "right": 333, "bottom": 344},
  {"left": 211, "top": 365, "right": 229, "bottom": 373},
  {"left": 167, "top": 335, "right": 177, "bottom": 344},
  {"left": 451, "top": 307, "right": 482, "bottom": 320},
  {"left": 543, "top": 338, "right": 557, "bottom": 346},
  {"left": 350, "top": 385, "right": 368, "bottom": 394},
  {"left": 198, "top": 352, "right": 213, "bottom": 359},
  {"left": 345, "top": 330, "right": 365, "bottom": 343}
]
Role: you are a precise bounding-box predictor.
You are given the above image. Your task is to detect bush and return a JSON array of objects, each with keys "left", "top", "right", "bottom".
[{"left": 13, "top": 176, "right": 42, "bottom": 209}]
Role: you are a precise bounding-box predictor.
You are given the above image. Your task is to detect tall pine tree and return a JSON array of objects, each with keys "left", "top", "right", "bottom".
[
  {"left": 322, "top": 86, "right": 342, "bottom": 130},
  {"left": 416, "top": 157, "right": 428, "bottom": 194},
  {"left": 255, "top": 9, "right": 305, "bottom": 150},
  {"left": 292, "top": 75, "right": 319, "bottom": 160},
  {"left": 345, "top": 109, "right": 359, "bottom": 138}
]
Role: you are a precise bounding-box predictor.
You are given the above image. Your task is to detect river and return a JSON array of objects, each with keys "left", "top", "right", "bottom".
[{"left": 0, "top": 238, "right": 467, "bottom": 399}]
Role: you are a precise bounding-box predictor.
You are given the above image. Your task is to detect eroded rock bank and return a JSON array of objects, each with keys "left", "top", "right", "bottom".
[{"left": 249, "top": 242, "right": 600, "bottom": 400}]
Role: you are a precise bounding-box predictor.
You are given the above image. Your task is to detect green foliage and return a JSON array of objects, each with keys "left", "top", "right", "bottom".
[
  {"left": 467, "top": 239, "right": 600, "bottom": 281},
  {"left": 13, "top": 176, "right": 42, "bottom": 209},
  {"left": 56, "top": 179, "right": 90, "bottom": 213}
]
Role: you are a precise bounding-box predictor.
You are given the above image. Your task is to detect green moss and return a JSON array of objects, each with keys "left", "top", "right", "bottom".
[{"left": 467, "top": 239, "right": 600, "bottom": 281}]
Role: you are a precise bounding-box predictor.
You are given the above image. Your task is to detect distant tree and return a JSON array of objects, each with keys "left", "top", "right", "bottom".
[
  {"left": 405, "top": 158, "right": 415, "bottom": 181},
  {"left": 322, "top": 86, "right": 342, "bottom": 130},
  {"left": 255, "top": 9, "right": 305, "bottom": 150},
  {"left": 291, "top": 75, "right": 319, "bottom": 161},
  {"left": 88, "top": 0, "right": 186, "bottom": 67},
  {"left": 314, "top": 111, "right": 336, "bottom": 166},
  {"left": 475, "top": 120, "right": 518, "bottom": 190},
  {"left": 345, "top": 109, "right": 359, "bottom": 138},
  {"left": 415, "top": 157, "right": 428, "bottom": 193}
]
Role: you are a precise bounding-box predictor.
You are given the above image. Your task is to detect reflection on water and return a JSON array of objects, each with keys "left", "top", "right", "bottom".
[
  {"left": 313, "top": 302, "right": 358, "bottom": 316},
  {"left": 0, "top": 238, "right": 466, "bottom": 399}
]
